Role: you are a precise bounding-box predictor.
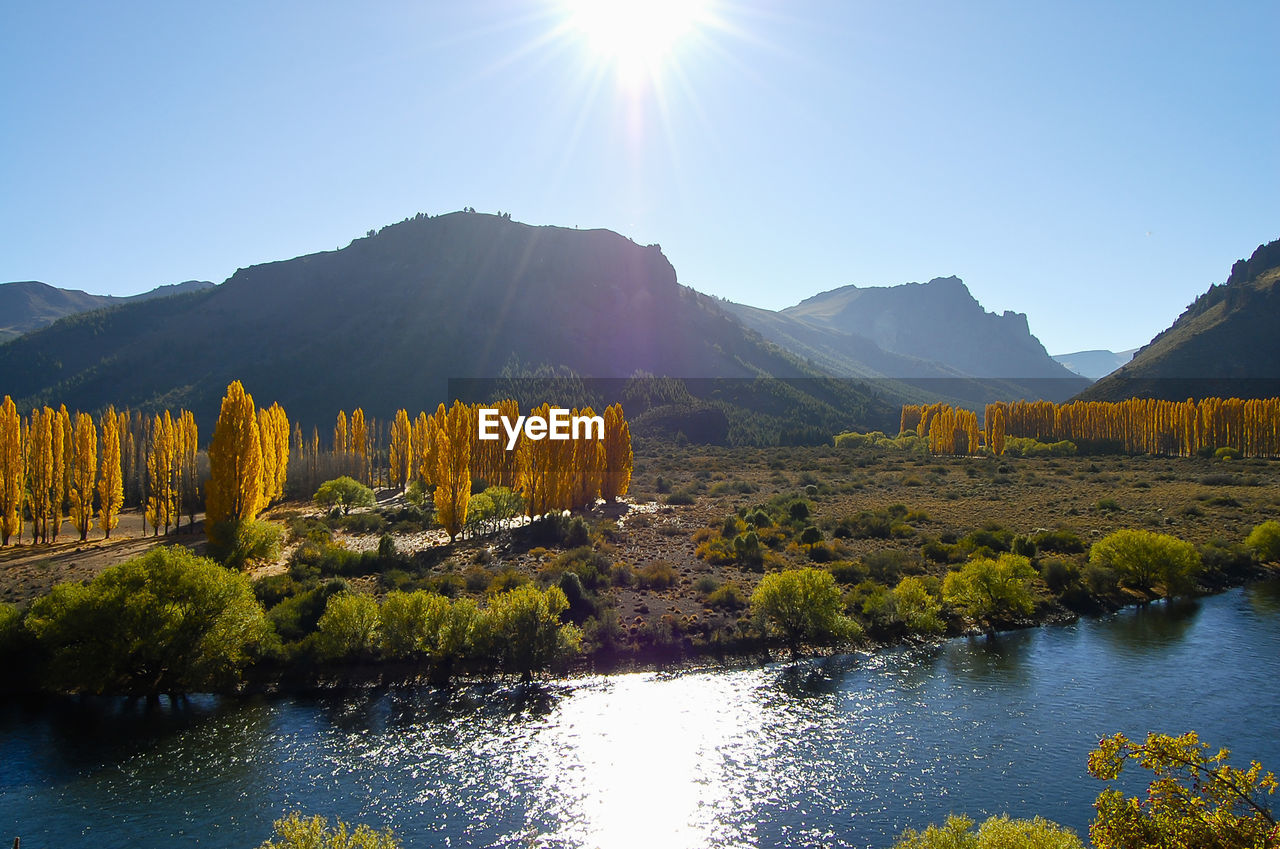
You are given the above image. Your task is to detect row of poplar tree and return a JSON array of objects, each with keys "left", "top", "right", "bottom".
[
  {"left": 899, "top": 396, "right": 1280, "bottom": 457},
  {"left": 0, "top": 392, "right": 291, "bottom": 546},
  {"left": 3, "top": 383, "right": 634, "bottom": 547},
  {"left": 208, "top": 384, "right": 632, "bottom": 543}
]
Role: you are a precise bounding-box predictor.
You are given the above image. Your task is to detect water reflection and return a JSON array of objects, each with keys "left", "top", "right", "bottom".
[
  {"left": 2, "top": 584, "right": 1278, "bottom": 849},
  {"left": 1096, "top": 597, "right": 1201, "bottom": 653},
  {"left": 1246, "top": 576, "right": 1280, "bottom": 615}
]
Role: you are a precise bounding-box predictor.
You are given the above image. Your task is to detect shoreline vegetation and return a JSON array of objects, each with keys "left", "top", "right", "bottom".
[
  {"left": 2, "top": 424, "right": 1278, "bottom": 697},
  {"left": 2, "top": 384, "right": 1279, "bottom": 848}
]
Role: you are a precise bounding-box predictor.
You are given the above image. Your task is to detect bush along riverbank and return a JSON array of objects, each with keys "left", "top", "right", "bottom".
[{"left": 1, "top": 494, "right": 1278, "bottom": 697}]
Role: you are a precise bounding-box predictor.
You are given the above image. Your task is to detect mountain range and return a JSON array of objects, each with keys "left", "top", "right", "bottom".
[
  {"left": 723, "top": 277, "right": 1089, "bottom": 406},
  {"left": 3, "top": 213, "right": 1275, "bottom": 442},
  {"left": 0, "top": 213, "right": 896, "bottom": 443},
  {"left": 1052, "top": 349, "right": 1138, "bottom": 381},
  {"left": 0, "top": 280, "right": 213, "bottom": 343}
]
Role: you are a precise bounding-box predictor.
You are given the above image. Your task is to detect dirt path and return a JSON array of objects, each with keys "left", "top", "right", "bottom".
[{"left": 0, "top": 509, "right": 206, "bottom": 605}]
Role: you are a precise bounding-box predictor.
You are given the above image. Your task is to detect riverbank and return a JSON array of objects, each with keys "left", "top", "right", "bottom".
[
  {"left": 2, "top": 442, "right": 1277, "bottom": 696},
  {"left": 5, "top": 581, "right": 1280, "bottom": 849}
]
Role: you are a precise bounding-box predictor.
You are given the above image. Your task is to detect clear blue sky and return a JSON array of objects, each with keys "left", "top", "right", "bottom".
[{"left": 3, "top": 1, "right": 1277, "bottom": 354}]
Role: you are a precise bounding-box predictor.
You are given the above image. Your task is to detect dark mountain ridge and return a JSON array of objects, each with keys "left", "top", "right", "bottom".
[
  {"left": 0, "top": 212, "right": 897, "bottom": 440},
  {"left": 0, "top": 279, "right": 214, "bottom": 343},
  {"left": 1079, "top": 238, "right": 1280, "bottom": 402},
  {"left": 723, "top": 276, "right": 1088, "bottom": 407}
]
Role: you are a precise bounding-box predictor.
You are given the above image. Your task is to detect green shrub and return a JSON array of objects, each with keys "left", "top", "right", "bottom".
[
  {"left": 260, "top": 812, "right": 401, "bottom": 849},
  {"left": 891, "top": 813, "right": 1084, "bottom": 849},
  {"left": 315, "top": 592, "right": 381, "bottom": 661},
  {"left": 664, "top": 490, "right": 696, "bottom": 506},
  {"left": 1245, "top": 520, "right": 1280, "bottom": 562},
  {"left": 487, "top": 568, "right": 529, "bottom": 595},
  {"left": 893, "top": 576, "right": 944, "bottom": 634},
  {"left": 942, "top": 554, "right": 1037, "bottom": 621},
  {"left": 706, "top": 581, "right": 747, "bottom": 610},
  {"left": 637, "top": 561, "right": 678, "bottom": 590},
  {"left": 486, "top": 584, "right": 581, "bottom": 680},
  {"left": 1096, "top": 497, "right": 1121, "bottom": 513},
  {"left": 341, "top": 512, "right": 387, "bottom": 535},
  {"left": 24, "top": 547, "right": 268, "bottom": 694},
  {"left": 862, "top": 549, "right": 915, "bottom": 584},
  {"left": 1082, "top": 562, "right": 1119, "bottom": 595},
  {"left": 828, "top": 560, "right": 868, "bottom": 585},
  {"left": 379, "top": 590, "right": 451, "bottom": 660},
  {"left": 1040, "top": 558, "right": 1081, "bottom": 595},
  {"left": 208, "top": 519, "right": 284, "bottom": 570},
  {"left": 1199, "top": 538, "right": 1254, "bottom": 575},
  {"left": 1214, "top": 446, "right": 1241, "bottom": 461},
  {"left": 1089, "top": 529, "right": 1200, "bottom": 596},
  {"left": 1033, "top": 528, "right": 1085, "bottom": 554},
  {"left": 751, "top": 568, "right": 859, "bottom": 651},
  {"left": 313, "top": 476, "right": 375, "bottom": 515}
]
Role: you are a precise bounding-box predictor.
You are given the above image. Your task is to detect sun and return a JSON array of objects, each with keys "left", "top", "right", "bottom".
[{"left": 563, "top": 0, "right": 713, "bottom": 88}]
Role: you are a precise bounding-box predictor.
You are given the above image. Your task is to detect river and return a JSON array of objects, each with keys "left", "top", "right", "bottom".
[{"left": 4, "top": 579, "right": 1279, "bottom": 848}]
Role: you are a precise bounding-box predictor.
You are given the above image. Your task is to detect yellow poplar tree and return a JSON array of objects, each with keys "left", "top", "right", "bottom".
[
  {"left": 0, "top": 396, "right": 23, "bottom": 545},
  {"left": 412, "top": 411, "right": 431, "bottom": 486},
  {"left": 258, "top": 407, "right": 278, "bottom": 508},
  {"left": 569, "top": 407, "right": 604, "bottom": 509},
  {"left": 27, "top": 408, "right": 54, "bottom": 544},
  {"left": 146, "top": 412, "right": 176, "bottom": 534},
  {"left": 334, "top": 410, "right": 349, "bottom": 456},
  {"left": 434, "top": 401, "right": 471, "bottom": 542},
  {"left": 389, "top": 409, "right": 412, "bottom": 492},
  {"left": 269, "top": 403, "right": 289, "bottom": 503},
  {"left": 69, "top": 412, "right": 98, "bottom": 541},
  {"left": 176, "top": 410, "right": 198, "bottom": 529},
  {"left": 98, "top": 405, "right": 124, "bottom": 539},
  {"left": 351, "top": 408, "right": 369, "bottom": 484},
  {"left": 50, "top": 406, "right": 69, "bottom": 542},
  {"left": 206, "top": 380, "right": 263, "bottom": 542},
  {"left": 600, "top": 403, "right": 632, "bottom": 503}
]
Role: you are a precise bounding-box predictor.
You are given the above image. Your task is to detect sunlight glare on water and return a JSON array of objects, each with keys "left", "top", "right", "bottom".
[{"left": 523, "top": 670, "right": 770, "bottom": 848}]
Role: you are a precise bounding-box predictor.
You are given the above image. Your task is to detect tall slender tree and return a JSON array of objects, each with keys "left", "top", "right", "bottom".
[
  {"left": 98, "top": 405, "right": 124, "bottom": 539},
  {"left": 0, "top": 396, "right": 23, "bottom": 545},
  {"left": 600, "top": 403, "right": 632, "bottom": 504},
  {"left": 206, "top": 381, "right": 263, "bottom": 543},
  {"left": 69, "top": 412, "right": 97, "bottom": 540},
  {"left": 433, "top": 401, "right": 472, "bottom": 542}
]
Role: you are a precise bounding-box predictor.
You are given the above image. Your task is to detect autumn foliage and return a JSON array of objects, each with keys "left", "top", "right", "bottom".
[{"left": 901, "top": 397, "right": 1280, "bottom": 457}]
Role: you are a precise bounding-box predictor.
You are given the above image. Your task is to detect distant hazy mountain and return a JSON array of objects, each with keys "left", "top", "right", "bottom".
[
  {"left": 1052, "top": 348, "right": 1138, "bottom": 381},
  {"left": 724, "top": 276, "right": 1089, "bottom": 406},
  {"left": 1080, "top": 238, "right": 1280, "bottom": 402},
  {"left": 0, "top": 279, "right": 214, "bottom": 343},
  {"left": 0, "top": 212, "right": 898, "bottom": 442}
]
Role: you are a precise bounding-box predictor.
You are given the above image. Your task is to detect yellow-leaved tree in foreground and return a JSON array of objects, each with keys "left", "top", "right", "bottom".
[
  {"left": 432, "top": 401, "right": 472, "bottom": 541},
  {"left": 97, "top": 405, "right": 123, "bottom": 539},
  {"left": 205, "top": 380, "right": 263, "bottom": 546},
  {"left": 69, "top": 411, "right": 97, "bottom": 540},
  {"left": 600, "top": 403, "right": 632, "bottom": 503},
  {"left": 0, "top": 396, "right": 24, "bottom": 545}
]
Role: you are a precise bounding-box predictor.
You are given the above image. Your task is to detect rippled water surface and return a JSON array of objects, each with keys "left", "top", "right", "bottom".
[{"left": 4, "top": 580, "right": 1279, "bottom": 848}]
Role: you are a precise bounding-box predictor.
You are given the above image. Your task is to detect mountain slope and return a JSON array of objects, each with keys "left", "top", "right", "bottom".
[
  {"left": 0, "top": 213, "right": 897, "bottom": 440},
  {"left": 0, "top": 280, "right": 214, "bottom": 343},
  {"left": 1080, "top": 238, "right": 1280, "bottom": 401}
]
